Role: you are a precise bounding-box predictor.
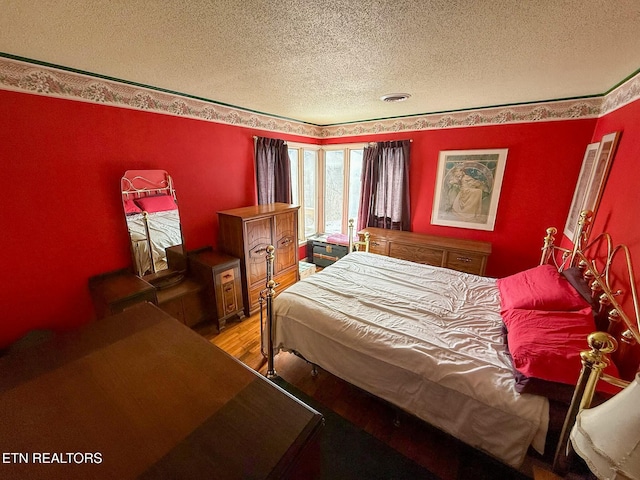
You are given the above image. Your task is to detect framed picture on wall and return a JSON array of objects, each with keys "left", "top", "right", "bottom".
[
  {"left": 583, "top": 131, "right": 620, "bottom": 215},
  {"left": 431, "top": 149, "right": 508, "bottom": 231},
  {"left": 564, "top": 142, "right": 601, "bottom": 239},
  {"left": 563, "top": 132, "right": 621, "bottom": 240}
]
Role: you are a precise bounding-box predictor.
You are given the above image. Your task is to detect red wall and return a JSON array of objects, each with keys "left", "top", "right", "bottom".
[
  {"left": 325, "top": 119, "right": 598, "bottom": 277},
  {"left": 0, "top": 89, "right": 311, "bottom": 347},
  {"left": 1, "top": 87, "right": 638, "bottom": 349},
  {"left": 590, "top": 100, "right": 640, "bottom": 255}
]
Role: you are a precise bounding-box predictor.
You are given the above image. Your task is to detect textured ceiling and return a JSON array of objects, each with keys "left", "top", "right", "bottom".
[{"left": 1, "top": 0, "right": 640, "bottom": 125}]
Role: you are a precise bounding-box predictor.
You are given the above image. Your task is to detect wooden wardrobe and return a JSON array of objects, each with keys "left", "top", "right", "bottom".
[{"left": 217, "top": 203, "right": 300, "bottom": 317}]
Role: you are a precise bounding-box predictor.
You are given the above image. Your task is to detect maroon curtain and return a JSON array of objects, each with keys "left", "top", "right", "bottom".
[
  {"left": 255, "top": 137, "right": 292, "bottom": 205},
  {"left": 357, "top": 143, "right": 379, "bottom": 231},
  {"left": 358, "top": 140, "right": 411, "bottom": 231}
]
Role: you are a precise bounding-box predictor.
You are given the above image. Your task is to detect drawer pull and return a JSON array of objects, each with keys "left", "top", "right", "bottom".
[
  {"left": 252, "top": 247, "right": 266, "bottom": 255},
  {"left": 223, "top": 274, "right": 232, "bottom": 280},
  {"left": 371, "top": 241, "right": 380, "bottom": 246},
  {"left": 456, "top": 256, "right": 472, "bottom": 263}
]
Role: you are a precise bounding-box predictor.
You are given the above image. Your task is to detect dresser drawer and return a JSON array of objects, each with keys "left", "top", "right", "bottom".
[
  {"left": 249, "top": 268, "right": 299, "bottom": 313},
  {"left": 366, "top": 237, "right": 389, "bottom": 255},
  {"left": 390, "top": 242, "right": 444, "bottom": 266},
  {"left": 359, "top": 228, "right": 491, "bottom": 275},
  {"left": 444, "top": 251, "right": 486, "bottom": 275},
  {"left": 275, "top": 268, "right": 299, "bottom": 292}
]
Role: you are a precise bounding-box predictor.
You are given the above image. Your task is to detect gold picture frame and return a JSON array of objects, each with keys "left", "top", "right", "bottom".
[{"left": 431, "top": 149, "right": 508, "bottom": 231}]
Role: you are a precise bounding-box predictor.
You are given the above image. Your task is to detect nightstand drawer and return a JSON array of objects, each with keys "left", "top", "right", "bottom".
[{"left": 218, "top": 268, "right": 235, "bottom": 283}]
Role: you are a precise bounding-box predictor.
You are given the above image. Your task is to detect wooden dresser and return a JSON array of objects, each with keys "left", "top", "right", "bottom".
[
  {"left": 218, "top": 203, "right": 300, "bottom": 316},
  {"left": 359, "top": 227, "right": 491, "bottom": 275},
  {"left": 0, "top": 302, "right": 322, "bottom": 479}
]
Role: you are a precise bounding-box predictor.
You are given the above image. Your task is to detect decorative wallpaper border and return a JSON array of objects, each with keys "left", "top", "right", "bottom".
[
  {"left": 0, "top": 55, "right": 638, "bottom": 139},
  {"left": 0, "top": 56, "right": 323, "bottom": 138},
  {"left": 319, "top": 100, "right": 602, "bottom": 138}
]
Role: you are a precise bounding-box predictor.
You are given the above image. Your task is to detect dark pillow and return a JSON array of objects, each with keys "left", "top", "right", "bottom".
[
  {"left": 497, "top": 264, "right": 590, "bottom": 312},
  {"left": 561, "top": 267, "right": 598, "bottom": 310},
  {"left": 561, "top": 267, "right": 610, "bottom": 331}
]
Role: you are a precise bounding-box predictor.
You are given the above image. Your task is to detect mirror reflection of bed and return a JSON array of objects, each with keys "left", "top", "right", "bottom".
[{"left": 121, "top": 170, "right": 185, "bottom": 288}]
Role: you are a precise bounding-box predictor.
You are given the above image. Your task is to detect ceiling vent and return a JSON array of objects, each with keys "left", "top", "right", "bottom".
[{"left": 380, "top": 93, "right": 411, "bottom": 103}]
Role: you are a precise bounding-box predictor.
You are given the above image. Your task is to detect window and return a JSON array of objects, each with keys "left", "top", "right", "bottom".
[
  {"left": 324, "top": 150, "right": 344, "bottom": 234},
  {"left": 288, "top": 143, "right": 364, "bottom": 242}
]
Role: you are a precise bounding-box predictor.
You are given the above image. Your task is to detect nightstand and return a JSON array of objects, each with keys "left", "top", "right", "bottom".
[{"left": 189, "top": 249, "right": 245, "bottom": 331}]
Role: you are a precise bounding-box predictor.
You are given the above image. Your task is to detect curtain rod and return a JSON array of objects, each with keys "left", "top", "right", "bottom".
[{"left": 253, "top": 135, "right": 287, "bottom": 145}]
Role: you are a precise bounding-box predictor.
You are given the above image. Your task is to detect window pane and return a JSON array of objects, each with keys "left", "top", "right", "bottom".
[
  {"left": 303, "top": 150, "right": 317, "bottom": 237},
  {"left": 348, "top": 149, "right": 363, "bottom": 227},
  {"left": 324, "top": 150, "right": 344, "bottom": 234},
  {"left": 288, "top": 148, "right": 299, "bottom": 205}
]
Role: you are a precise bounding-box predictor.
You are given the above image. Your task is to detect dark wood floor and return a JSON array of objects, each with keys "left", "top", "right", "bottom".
[{"left": 196, "top": 314, "right": 554, "bottom": 480}]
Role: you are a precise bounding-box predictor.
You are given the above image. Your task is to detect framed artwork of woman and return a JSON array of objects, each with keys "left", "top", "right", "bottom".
[{"left": 431, "top": 149, "right": 508, "bottom": 231}]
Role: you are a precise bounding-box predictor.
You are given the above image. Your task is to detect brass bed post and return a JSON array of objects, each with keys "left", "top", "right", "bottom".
[
  {"left": 552, "top": 332, "right": 618, "bottom": 474},
  {"left": 348, "top": 219, "right": 370, "bottom": 252},
  {"left": 141, "top": 211, "right": 156, "bottom": 274},
  {"left": 570, "top": 211, "right": 593, "bottom": 267},
  {"left": 264, "top": 245, "right": 277, "bottom": 379},
  {"left": 540, "top": 227, "right": 557, "bottom": 266}
]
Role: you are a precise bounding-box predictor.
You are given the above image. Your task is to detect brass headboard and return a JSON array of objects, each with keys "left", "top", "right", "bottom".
[{"left": 545, "top": 211, "right": 640, "bottom": 473}]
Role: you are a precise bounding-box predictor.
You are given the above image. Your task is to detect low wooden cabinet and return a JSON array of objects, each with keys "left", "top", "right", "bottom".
[
  {"left": 218, "top": 203, "right": 300, "bottom": 317},
  {"left": 189, "top": 249, "right": 244, "bottom": 331},
  {"left": 359, "top": 227, "right": 491, "bottom": 275},
  {"left": 155, "top": 278, "right": 208, "bottom": 328},
  {"left": 89, "top": 269, "right": 157, "bottom": 319},
  {"left": 90, "top": 269, "right": 209, "bottom": 327}
]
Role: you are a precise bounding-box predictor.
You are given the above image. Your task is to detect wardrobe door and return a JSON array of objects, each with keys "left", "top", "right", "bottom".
[
  {"left": 273, "top": 211, "right": 297, "bottom": 275},
  {"left": 245, "top": 217, "right": 273, "bottom": 288}
]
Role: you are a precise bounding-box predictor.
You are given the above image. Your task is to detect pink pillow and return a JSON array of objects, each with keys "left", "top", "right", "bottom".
[
  {"left": 497, "top": 264, "right": 590, "bottom": 312},
  {"left": 504, "top": 308, "right": 619, "bottom": 394},
  {"left": 134, "top": 195, "right": 177, "bottom": 213},
  {"left": 123, "top": 198, "right": 142, "bottom": 214}
]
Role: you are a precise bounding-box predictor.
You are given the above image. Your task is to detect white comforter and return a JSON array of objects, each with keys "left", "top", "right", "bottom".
[{"left": 272, "top": 251, "right": 549, "bottom": 468}]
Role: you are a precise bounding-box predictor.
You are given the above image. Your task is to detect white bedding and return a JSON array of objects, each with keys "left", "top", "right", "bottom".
[
  {"left": 272, "top": 251, "right": 549, "bottom": 468},
  {"left": 126, "top": 209, "right": 182, "bottom": 275}
]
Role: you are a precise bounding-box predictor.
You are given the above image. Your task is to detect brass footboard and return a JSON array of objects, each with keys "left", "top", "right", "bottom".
[{"left": 259, "top": 245, "right": 278, "bottom": 378}]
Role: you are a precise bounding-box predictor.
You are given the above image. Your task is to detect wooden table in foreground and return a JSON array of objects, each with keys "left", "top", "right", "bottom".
[{"left": 0, "top": 303, "right": 322, "bottom": 479}]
